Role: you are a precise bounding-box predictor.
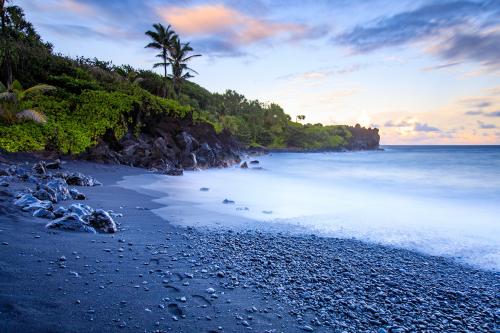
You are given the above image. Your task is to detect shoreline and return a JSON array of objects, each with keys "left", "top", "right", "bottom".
[{"left": 0, "top": 158, "right": 498, "bottom": 332}]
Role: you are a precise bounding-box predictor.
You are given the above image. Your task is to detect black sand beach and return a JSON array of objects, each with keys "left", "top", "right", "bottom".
[{"left": 0, "top": 160, "right": 498, "bottom": 332}]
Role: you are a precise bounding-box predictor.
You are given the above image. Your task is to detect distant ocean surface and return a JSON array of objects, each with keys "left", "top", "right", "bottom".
[{"left": 131, "top": 146, "right": 500, "bottom": 271}]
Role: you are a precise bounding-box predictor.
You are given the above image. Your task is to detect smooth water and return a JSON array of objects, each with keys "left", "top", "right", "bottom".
[{"left": 127, "top": 146, "right": 500, "bottom": 271}]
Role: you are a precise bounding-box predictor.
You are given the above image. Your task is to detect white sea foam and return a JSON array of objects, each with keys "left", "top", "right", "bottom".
[{"left": 120, "top": 147, "right": 500, "bottom": 271}]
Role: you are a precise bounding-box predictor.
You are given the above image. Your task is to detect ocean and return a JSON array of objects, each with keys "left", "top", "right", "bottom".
[{"left": 124, "top": 146, "right": 500, "bottom": 271}]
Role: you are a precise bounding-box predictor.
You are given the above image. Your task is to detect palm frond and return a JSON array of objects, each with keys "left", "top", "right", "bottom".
[
  {"left": 16, "top": 109, "right": 47, "bottom": 124},
  {"left": 145, "top": 41, "right": 162, "bottom": 49},
  {"left": 0, "top": 92, "right": 17, "bottom": 103},
  {"left": 22, "top": 84, "right": 56, "bottom": 100},
  {"left": 133, "top": 77, "right": 145, "bottom": 85}
]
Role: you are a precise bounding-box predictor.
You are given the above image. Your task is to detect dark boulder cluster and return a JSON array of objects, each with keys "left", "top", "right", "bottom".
[
  {"left": 82, "top": 117, "right": 241, "bottom": 176},
  {"left": 1, "top": 161, "right": 116, "bottom": 234}
]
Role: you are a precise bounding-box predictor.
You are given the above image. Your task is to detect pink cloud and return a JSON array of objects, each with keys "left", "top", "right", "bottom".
[{"left": 156, "top": 4, "right": 310, "bottom": 45}]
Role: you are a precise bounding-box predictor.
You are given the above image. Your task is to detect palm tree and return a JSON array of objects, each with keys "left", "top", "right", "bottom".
[
  {"left": 296, "top": 115, "right": 305, "bottom": 123},
  {"left": 145, "top": 23, "right": 175, "bottom": 98},
  {"left": 168, "top": 36, "right": 201, "bottom": 97},
  {"left": 0, "top": 81, "right": 55, "bottom": 124},
  {"left": 0, "top": 0, "right": 13, "bottom": 89}
]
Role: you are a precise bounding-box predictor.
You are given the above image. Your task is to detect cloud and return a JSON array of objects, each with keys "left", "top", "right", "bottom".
[
  {"left": 277, "top": 64, "right": 366, "bottom": 82},
  {"left": 465, "top": 111, "right": 483, "bottom": 115},
  {"left": 478, "top": 120, "right": 497, "bottom": 129},
  {"left": 486, "top": 111, "right": 500, "bottom": 117},
  {"left": 41, "top": 24, "right": 109, "bottom": 39},
  {"left": 384, "top": 119, "right": 412, "bottom": 127},
  {"left": 421, "top": 61, "right": 462, "bottom": 72},
  {"left": 434, "top": 30, "right": 500, "bottom": 69},
  {"left": 155, "top": 4, "right": 323, "bottom": 56},
  {"left": 337, "top": 1, "right": 491, "bottom": 52},
  {"left": 336, "top": 0, "right": 500, "bottom": 69},
  {"left": 414, "top": 122, "right": 441, "bottom": 132}
]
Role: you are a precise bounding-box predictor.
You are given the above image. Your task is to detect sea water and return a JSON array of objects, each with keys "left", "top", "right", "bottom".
[{"left": 123, "top": 146, "right": 500, "bottom": 271}]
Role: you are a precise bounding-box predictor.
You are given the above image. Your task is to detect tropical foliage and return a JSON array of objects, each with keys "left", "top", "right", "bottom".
[{"left": 0, "top": 3, "right": 358, "bottom": 154}]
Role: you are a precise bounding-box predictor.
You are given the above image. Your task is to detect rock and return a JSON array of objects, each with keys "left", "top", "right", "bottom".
[
  {"left": 176, "top": 131, "right": 199, "bottom": 153},
  {"left": 181, "top": 152, "right": 197, "bottom": 170},
  {"left": 206, "top": 288, "right": 215, "bottom": 294},
  {"left": 250, "top": 160, "right": 259, "bottom": 164},
  {"left": 44, "top": 178, "right": 71, "bottom": 202},
  {"left": 240, "top": 162, "right": 248, "bottom": 169},
  {"left": 0, "top": 180, "right": 9, "bottom": 187},
  {"left": 223, "top": 199, "right": 235, "bottom": 204},
  {"left": 200, "top": 187, "right": 209, "bottom": 192},
  {"left": 33, "top": 188, "right": 57, "bottom": 203},
  {"left": 33, "top": 208, "right": 56, "bottom": 219},
  {"left": 13, "top": 194, "right": 40, "bottom": 207},
  {"left": 68, "top": 203, "right": 94, "bottom": 218},
  {"left": 45, "top": 159, "right": 61, "bottom": 169},
  {"left": 70, "top": 188, "right": 86, "bottom": 200},
  {"left": 53, "top": 206, "right": 68, "bottom": 218},
  {"left": 301, "top": 325, "right": 314, "bottom": 332},
  {"left": 32, "top": 161, "right": 46, "bottom": 175},
  {"left": 64, "top": 172, "right": 102, "bottom": 186},
  {"left": 87, "top": 209, "right": 117, "bottom": 233},
  {"left": 165, "top": 167, "right": 183, "bottom": 176},
  {"left": 196, "top": 143, "right": 216, "bottom": 168},
  {"left": 262, "top": 210, "right": 273, "bottom": 214},
  {"left": 46, "top": 214, "right": 96, "bottom": 233}
]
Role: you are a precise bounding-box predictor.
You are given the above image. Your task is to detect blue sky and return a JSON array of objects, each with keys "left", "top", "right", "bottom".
[{"left": 17, "top": 0, "right": 500, "bottom": 144}]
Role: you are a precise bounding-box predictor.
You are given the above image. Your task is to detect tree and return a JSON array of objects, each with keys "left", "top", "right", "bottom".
[
  {"left": 145, "top": 23, "right": 175, "bottom": 98},
  {"left": 168, "top": 36, "right": 201, "bottom": 97},
  {"left": 296, "top": 114, "right": 305, "bottom": 123},
  {"left": 0, "top": 0, "right": 13, "bottom": 88},
  {"left": 0, "top": 81, "right": 55, "bottom": 124}
]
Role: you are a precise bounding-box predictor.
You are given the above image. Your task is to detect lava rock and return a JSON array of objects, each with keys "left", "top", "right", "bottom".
[
  {"left": 45, "top": 159, "right": 61, "bottom": 169},
  {"left": 87, "top": 209, "right": 117, "bottom": 233},
  {"left": 46, "top": 214, "right": 96, "bottom": 233},
  {"left": 70, "top": 188, "right": 86, "bottom": 200},
  {"left": 33, "top": 208, "right": 56, "bottom": 219}
]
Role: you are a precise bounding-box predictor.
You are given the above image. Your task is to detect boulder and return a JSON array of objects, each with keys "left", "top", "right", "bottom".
[
  {"left": 87, "top": 209, "right": 117, "bottom": 233},
  {"left": 45, "top": 159, "right": 61, "bottom": 169},
  {"left": 250, "top": 160, "right": 260, "bottom": 164},
  {"left": 45, "top": 178, "right": 71, "bottom": 202},
  {"left": 14, "top": 194, "right": 41, "bottom": 207},
  {"left": 46, "top": 214, "right": 96, "bottom": 233},
  {"left": 33, "top": 188, "right": 57, "bottom": 203},
  {"left": 240, "top": 162, "right": 248, "bottom": 169},
  {"left": 33, "top": 208, "right": 55, "bottom": 219},
  {"left": 68, "top": 203, "right": 94, "bottom": 218},
  {"left": 165, "top": 167, "right": 183, "bottom": 176},
  {"left": 70, "top": 188, "right": 86, "bottom": 200},
  {"left": 53, "top": 206, "right": 68, "bottom": 218},
  {"left": 196, "top": 143, "right": 216, "bottom": 168},
  {"left": 64, "top": 172, "right": 102, "bottom": 186},
  {"left": 21, "top": 199, "right": 53, "bottom": 212},
  {"left": 32, "top": 161, "right": 46, "bottom": 175},
  {"left": 222, "top": 199, "right": 235, "bottom": 204},
  {"left": 181, "top": 153, "right": 197, "bottom": 170},
  {"left": 176, "top": 131, "right": 199, "bottom": 153}
]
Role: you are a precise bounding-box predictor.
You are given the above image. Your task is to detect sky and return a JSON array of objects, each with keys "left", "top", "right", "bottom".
[{"left": 16, "top": 0, "right": 500, "bottom": 144}]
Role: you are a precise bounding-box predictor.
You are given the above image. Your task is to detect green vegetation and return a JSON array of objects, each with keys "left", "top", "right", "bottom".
[{"left": 0, "top": 2, "right": 357, "bottom": 154}]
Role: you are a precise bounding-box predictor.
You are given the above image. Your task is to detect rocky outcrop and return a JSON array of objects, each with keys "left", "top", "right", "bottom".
[
  {"left": 82, "top": 117, "right": 241, "bottom": 175},
  {"left": 346, "top": 124, "right": 380, "bottom": 150}
]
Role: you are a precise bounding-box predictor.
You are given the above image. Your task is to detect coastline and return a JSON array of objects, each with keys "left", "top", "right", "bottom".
[{"left": 0, "top": 159, "right": 498, "bottom": 332}]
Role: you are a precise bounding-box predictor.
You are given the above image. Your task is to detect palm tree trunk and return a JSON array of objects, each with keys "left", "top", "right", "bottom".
[
  {"left": 162, "top": 48, "right": 169, "bottom": 99},
  {"left": 0, "top": 0, "right": 12, "bottom": 89}
]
